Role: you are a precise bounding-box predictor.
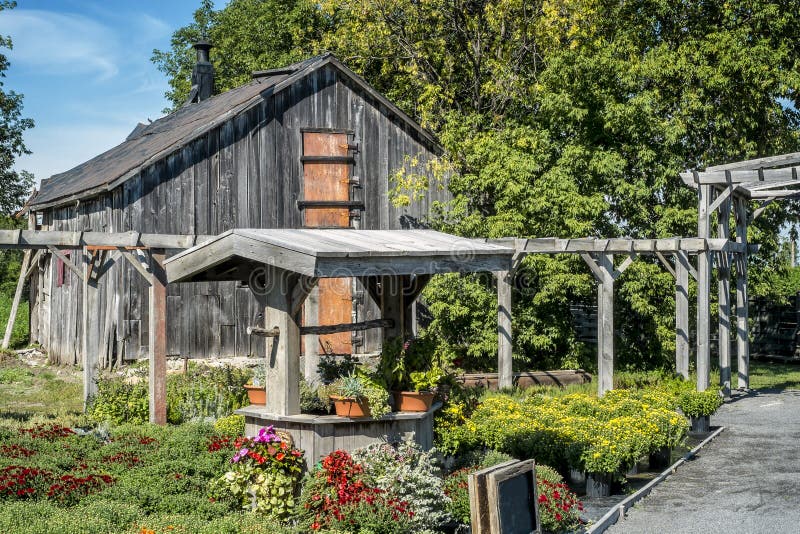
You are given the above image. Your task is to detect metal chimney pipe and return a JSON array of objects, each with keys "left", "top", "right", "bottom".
[{"left": 190, "top": 41, "right": 214, "bottom": 102}]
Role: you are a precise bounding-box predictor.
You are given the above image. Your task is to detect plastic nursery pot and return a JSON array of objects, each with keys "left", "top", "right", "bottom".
[
  {"left": 330, "top": 396, "right": 371, "bottom": 418},
  {"left": 649, "top": 446, "right": 672, "bottom": 470},
  {"left": 244, "top": 384, "right": 266, "bottom": 405},
  {"left": 393, "top": 390, "right": 436, "bottom": 412},
  {"left": 585, "top": 472, "right": 612, "bottom": 498},
  {"left": 690, "top": 415, "right": 710, "bottom": 433}
]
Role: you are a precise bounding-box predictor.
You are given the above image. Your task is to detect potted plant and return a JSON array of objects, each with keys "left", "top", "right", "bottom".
[
  {"left": 244, "top": 363, "right": 267, "bottom": 405},
  {"left": 328, "top": 373, "right": 391, "bottom": 419},
  {"left": 379, "top": 336, "right": 445, "bottom": 412},
  {"left": 394, "top": 365, "right": 446, "bottom": 412},
  {"left": 678, "top": 389, "right": 723, "bottom": 433}
]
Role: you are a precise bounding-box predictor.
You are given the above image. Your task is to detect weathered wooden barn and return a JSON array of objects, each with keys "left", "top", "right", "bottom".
[{"left": 27, "top": 49, "right": 447, "bottom": 367}]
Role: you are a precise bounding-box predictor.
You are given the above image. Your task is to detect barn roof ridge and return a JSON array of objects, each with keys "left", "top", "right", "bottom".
[{"left": 31, "top": 53, "right": 440, "bottom": 210}]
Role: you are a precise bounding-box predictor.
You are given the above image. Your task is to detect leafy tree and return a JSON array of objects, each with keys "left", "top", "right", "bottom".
[
  {"left": 157, "top": 0, "right": 800, "bottom": 372},
  {"left": 152, "top": 0, "right": 331, "bottom": 110},
  {"left": 0, "top": 1, "right": 34, "bottom": 215}
]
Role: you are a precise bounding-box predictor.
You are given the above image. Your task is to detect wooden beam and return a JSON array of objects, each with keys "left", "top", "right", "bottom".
[
  {"left": 697, "top": 184, "right": 712, "bottom": 391},
  {"left": 1, "top": 250, "right": 31, "bottom": 349},
  {"left": 303, "top": 285, "right": 320, "bottom": 386},
  {"left": 718, "top": 197, "right": 732, "bottom": 397},
  {"left": 381, "top": 275, "right": 406, "bottom": 341},
  {"left": 290, "top": 276, "right": 319, "bottom": 317},
  {"left": 148, "top": 249, "right": 167, "bottom": 425},
  {"left": 0, "top": 230, "right": 213, "bottom": 250},
  {"left": 612, "top": 252, "right": 637, "bottom": 280},
  {"left": 47, "top": 245, "right": 84, "bottom": 280},
  {"left": 497, "top": 270, "right": 513, "bottom": 390},
  {"left": 82, "top": 248, "right": 99, "bottom": 409},
  {"left": 735, "top": 196, "right": 750, "bottom": 389},
  {"left": 300, "top": 319, "right": 394, "bottom": 336},
  {"left": 262, "top": 268, "right": 301, "bottom": 416},
  {"left": 597, "top": 253, "right": 615, "bottom": 396},
  {"left": 675, "top": 251, "right": 690, "bottom": 379},
  {"left": 680, "top": 167, "right": 800, "bottom": 185},
  {"left": 706, "top": 151, "right": 800, "bottom": 172},
  {"left": 707, "top": 184, "right": 735, "bottom": 214}
]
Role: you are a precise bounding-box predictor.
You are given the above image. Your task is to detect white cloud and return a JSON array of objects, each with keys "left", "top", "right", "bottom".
[
  {"left": 0, "top": 9, "right": 120, "bottom": 80},
  {"left": 14, "top": 122, "right": 132, "bottom": 185}
]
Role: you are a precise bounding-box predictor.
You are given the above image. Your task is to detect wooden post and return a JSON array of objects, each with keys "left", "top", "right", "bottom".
[
  {"left": 735, "top": 196, "right": 750, "bottom": 389},
  {"left": 148, "top": 249, "right": 167, "bottom": 424},
  {"left": 380, "top": 275, "right": 405, "bottom": 341},
  {"left": 675, "top": 251, "right": 690, "bottom": 379},
  {"left": 497, "top": 270, "right": 513, "bottom": 390},
  {"left": 262, "top": 267, "right": 301, "bottom": 416},
  {"left": 1, "top": 250, "right": 31, "bottom": 349},
  {"left": 717, "top": 196, "right": 732, "bottom": 397},
  {"left": 697, "top": 183, "right": 712, "bottom": 391},
  {"left": 82, "top": 248, "right": 98, "bottom": 409},
  {"left": 598, "top": 254, "right": 615, "bottom": 396},
  {"left": 303, "top": 285, "right": 320, "bottom": 386}
]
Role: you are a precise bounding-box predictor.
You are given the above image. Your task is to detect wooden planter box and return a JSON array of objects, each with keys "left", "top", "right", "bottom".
[
  {"left": 457, "top": 370, "right": 591, "bottom": 390},
  {"left": 236, "top": 402, "right": 442, "bottom": 467}
]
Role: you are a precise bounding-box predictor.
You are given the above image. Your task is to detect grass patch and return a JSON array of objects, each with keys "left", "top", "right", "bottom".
[
  {"left": 0, "top": 358, "right": 83, "bottom": 418},
  {"left": 0, "top": 293, "right": 29, "bottom": 349}
]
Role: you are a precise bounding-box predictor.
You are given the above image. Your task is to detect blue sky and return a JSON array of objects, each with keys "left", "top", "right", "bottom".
[{"left": 1, "top": 0, "right": 216, "bottom": 186}]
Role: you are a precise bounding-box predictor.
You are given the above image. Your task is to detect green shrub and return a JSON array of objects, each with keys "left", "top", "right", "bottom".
[
  {"left": 351, "top": 439, "right": 450, "bottom": 530},
  {"left": 678, "top": 390, "right": 723, "bottom": 417},
  {"left": 213, "top": 414, "right": 244, "bottom": 437},
  {"left": 89, "top": 364, "right": 250, "bottom": 425}
]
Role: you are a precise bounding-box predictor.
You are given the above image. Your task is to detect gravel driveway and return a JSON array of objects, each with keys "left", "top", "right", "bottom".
[{"left": 606, "top": 388, "right": 800, "bottom": 534}]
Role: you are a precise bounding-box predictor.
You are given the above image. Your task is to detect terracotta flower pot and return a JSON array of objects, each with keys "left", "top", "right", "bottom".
[
  {"left": 244, "top": 384, "right": 266, "bottom": 405},
  {"left": 393, "top": 391, "right": 435, "bottom": 412},
  {"left": 330, "top": 396, "right": 371, "bottom": 418}
]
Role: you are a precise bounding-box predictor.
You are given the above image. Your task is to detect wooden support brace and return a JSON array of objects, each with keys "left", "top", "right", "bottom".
[
  {"left": 300, "top": 319, "right": 394, "bottom": 336},
  {"left": 749, "top": 197, "right": 776, "bottom": 223},
  {"left": 1, "top": 250, "right": 32, "bottom": 349},
  {"left": 23, "top": 250, "right": 42, "bottom": 280},
  {"left": 612, "top": 252, "right": 637, "bottom": 280},
  {"left": 655, "top": 251, "right": 676, "bottom": 279},
  {"left": 121, "top": 250, "right": 154, "bottom": 285},
  {"left": 290, "top": 276, "right": 319, "bottom": 317},
  {"left": 47, "top": 245, "right": 84, "bottom": 280},
  {"left": 580, "top": 253, "right": 606, "bottom": 283},
  {"left": 247, "top": 326, "right": 281, "bottom": 337}
]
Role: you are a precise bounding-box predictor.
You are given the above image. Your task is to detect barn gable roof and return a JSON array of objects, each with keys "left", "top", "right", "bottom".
[{"left": 32, "top": 54, "right": 441, "bottom": 209}]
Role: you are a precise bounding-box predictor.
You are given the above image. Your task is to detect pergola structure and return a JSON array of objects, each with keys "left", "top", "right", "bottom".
[
  {"left": 491, "top": 237, "right": 753, "bottom": 395},
  {"left": 0, "top": 228, "right": 212, "bottom": 423},
  {"left": 681, "top": 151, "right": 800, "bottom": 394}
]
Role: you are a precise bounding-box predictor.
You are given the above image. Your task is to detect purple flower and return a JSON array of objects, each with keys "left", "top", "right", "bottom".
[
  {"left": 231, "top": 447, "right": 249, "bottom": 463},
  {"left": 254, "top": 426, "right": 279, "bottom": 444}
]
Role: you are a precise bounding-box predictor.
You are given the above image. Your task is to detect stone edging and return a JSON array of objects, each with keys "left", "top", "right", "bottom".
[{"left": 584, "top": 426, "right": 726, "bottom": 534}]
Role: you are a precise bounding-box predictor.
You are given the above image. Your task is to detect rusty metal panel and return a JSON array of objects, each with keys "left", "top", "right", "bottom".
[{"left": 303, "top": 131, "right": 352, "bottom": 354}]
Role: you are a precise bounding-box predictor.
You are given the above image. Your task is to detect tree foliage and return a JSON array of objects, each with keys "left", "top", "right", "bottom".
[
  {"left": 156, "top": 0, "right": 800, "bottom": 371},
  {"left": 0, "top": 1, "right": 34, "bottom": 215}
]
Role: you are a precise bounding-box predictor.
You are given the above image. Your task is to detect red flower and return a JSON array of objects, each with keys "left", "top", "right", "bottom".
[{"left": 276, "top": 452, "right": 285, "bottom": 461}]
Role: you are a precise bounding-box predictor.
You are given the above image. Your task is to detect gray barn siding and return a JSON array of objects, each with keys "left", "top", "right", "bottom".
[{"left": 36, "top": 65, "right": 448, "bottom": 364}]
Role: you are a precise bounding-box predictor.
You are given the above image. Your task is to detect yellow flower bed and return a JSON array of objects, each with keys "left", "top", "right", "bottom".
[{"left": 468, "top": 388, "right": 689, "bottom": 474}]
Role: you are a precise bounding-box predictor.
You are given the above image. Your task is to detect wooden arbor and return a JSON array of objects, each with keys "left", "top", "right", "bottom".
[
  {"left": 681, "top": 151, "right": 800, "bottom": 393},
  {"left": 0, "top": 229, "right": 213, "bottom": 423},
  {"left": 165, "top": 229, "right": 514, "bottom": 416},
  {"left": 492, "top": 237, "right": 746, "bottom": 395}
]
